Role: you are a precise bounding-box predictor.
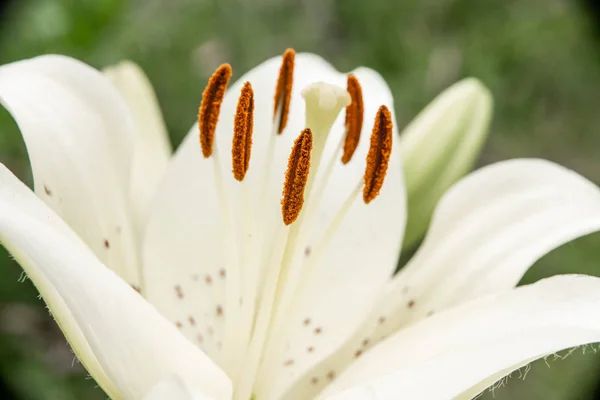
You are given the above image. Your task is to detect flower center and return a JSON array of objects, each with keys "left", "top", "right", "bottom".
[{"left": 196, "top": 49, "right": 393, "bottom": 399}]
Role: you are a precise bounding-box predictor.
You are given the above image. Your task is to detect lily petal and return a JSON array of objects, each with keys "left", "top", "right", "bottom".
[
  {"left": 103, "top": 61, "right": 172, "bottom": 233},
  {"left": 0, "top": 177, "right": 231, "bottom": 399},
  {"left": 320, "top": 275, "right": 600, "bottom": 399},
  {"left": 256, "top": 67, "right": 406, "bottom": 400},
  {"left": 142, "top": 53, "right": 344, "bottom": 371},
  {"left": 395, "top": 159, "right": 600, "bottom": 317},
  {"left": 0, "top": 55, "right": 141, "bottom": 286},
  {"left": 144, "top": 376, "right": 216, "bottom": 400},
  {"left": 282, "top": 158, "right": 600, "bottom": 399},
  {"left": 0, "top": 162, "right": 118, "bottom": 399}
]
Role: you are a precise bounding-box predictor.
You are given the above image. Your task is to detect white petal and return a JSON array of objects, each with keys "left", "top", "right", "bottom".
[
  {"left": 142, "top": 53, "right": 346, "bottom": 371},
  {"left": 103, "top": 61, "right": 172, "bottom": 233},
  {"left": 281, "top": 158, "right": 600, "bottom": 399},
  {"left": 0, "top": 184, "right": 231, "bottom": 399},
  {"left": 397, "top": 158, "right": 600, "bottom": 314},
  {"left": 0, "top": 162, "right": 118, "bottom": 398},
  {"left": 144, "top": 376, "right": 217, "bottom": 400},
  {"left": 320, "top": 275, "right": 600, "bottom": 399},
  {"left": 255, "top": 67, "right": 406, "bottom": 400},
  {"left": 0, "top": 55, "right": 141, "bottom": 286}
]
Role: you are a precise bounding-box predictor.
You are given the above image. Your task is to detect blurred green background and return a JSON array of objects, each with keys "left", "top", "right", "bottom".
[{"left": 1, "top": 0, "right": 600, "bottom": 398}]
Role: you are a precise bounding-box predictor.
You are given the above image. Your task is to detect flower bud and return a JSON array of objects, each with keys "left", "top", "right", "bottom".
[{"left": 400, "top": 78, "right": 492, "bottom": 250}]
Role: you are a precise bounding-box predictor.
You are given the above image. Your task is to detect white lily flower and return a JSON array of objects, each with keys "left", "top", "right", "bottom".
[{"left": 1, "top": 50, "right": 600, "bottom": 400}]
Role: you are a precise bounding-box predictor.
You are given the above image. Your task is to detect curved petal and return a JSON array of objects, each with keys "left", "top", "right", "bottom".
[
  {"left": 396, "top": 159, "right": 600, "bottom": 314},
  {"left": 281, "top": 158, "right": 600, "bottom": 399},
  {"left": 320, "top": 275, "right": 600, "bottom": 399},
  {"left": 255, "top": 67, "right": 406, "bottom": 400},
  {"left": 0, "top": 178, "right": 231, "bottom": 399},
  {"left": 0, "top": 162, "right": 118, "bottom": 399},
  {"left": 0, "top": 55, "right": 141, "bottom": 286},
  {"left": 144, "top": 376, "right": 217, "bottom": 400},
  {"left": 103, "top": 61, "right": 172, "bottom": 233}
]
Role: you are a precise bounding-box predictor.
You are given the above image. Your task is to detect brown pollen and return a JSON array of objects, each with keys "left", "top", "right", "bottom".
[
  {"left": 273, "top": 48, "right": 295, "bottom": 134},
  {"left": 232, "top": 82, "right": 254, "bottom": 181},
  {"left": 363, "top": 105, "right": 393, "bottom": 204},
  {"left": 341, "top": 75, "right": 364, "bottom": 164},
  {"left": 281, "top": 129, "right": 313, "bottom": 225},
  {"left": 175, "top": 285, "right": 184, "bottom": 299},
  {"left": 198, "top": 64, "right": 233, "bottom": 158}
]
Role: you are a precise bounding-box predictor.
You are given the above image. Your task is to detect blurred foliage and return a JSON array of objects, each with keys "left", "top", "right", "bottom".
[{"left": 0, "top": 0, "right": 600, "bottom": 398}]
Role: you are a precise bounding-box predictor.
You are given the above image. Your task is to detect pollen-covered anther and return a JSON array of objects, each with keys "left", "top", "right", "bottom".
[
  {"left": 273, "top": 48, "right": 295, "bottom": 134},
  {"left": 281, "top": 129, "right": 313, "bottom": 225},
  {"left": 198, "top": 64, "right": 233, "bottom": 158},
  {"left": 341, "top": 74, "right": 364, "bottom": 164},
  {"left": 232, "top": 82, "right": 254, "bottom": 181},
  {"left": 363, "top": 105, "right": 393, "bottom": 204}
]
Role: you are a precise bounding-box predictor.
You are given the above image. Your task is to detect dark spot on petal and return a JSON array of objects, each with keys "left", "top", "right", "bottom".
[
  {"left": 378, "top": 316, "right": 386, "bottom": 325},
  {"left": 283, "top": 359, "right": 294, "bottom": 366},
  {"left": 407, "top": 299, "right": 415, "bottom": 308},
  {"left": 43, "top": 185, "right": 52, "bottom": 196},
  {"left": 219, "top": 269, "right": 226, "bottom": 278},
  {"left": 314, "top": 327, "right": 322, "bottom": 335},
  {"left": 205, "top": 275, "right": 213, "bottom": 285},
  {"left": 175, "top": 285, "right": 184, "bottom": 299},
  {"left": 216, "top": 305, "right": 223, "bottom": 317},
  {"left": 327, "top": 371, "right": 335, "bottom": 381},
  {"left": 131, "top": 285, "right": 141, "bottom": 293},
  {"left": 175, "top": 321, "right": 183, "bottom": 328},
  {"left": 362, "top": 338, "right": 369, "bottom": 347},
  {"left": 311, "top": 377, "right": 319, "bottom": 385},
  {"left": 354, "top": 349, "right": 363, "bottom": 358},
  {"left": 307, "top": 346, "right": 314, "bottom": 353},
  {"left": 103, "top": 239, "right": 110, "bottom": 249},
  {"left": 303, "top": 318, "right": 311, "bottom": 326},
  {"left": 188, "top": 316, "right": 196, "bottom": 326},
  {"left": 304, "top": 246, "right": 311, "bottom": 256}
]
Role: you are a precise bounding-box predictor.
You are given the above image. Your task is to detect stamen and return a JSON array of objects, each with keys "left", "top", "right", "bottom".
[
  {"left": 363, "top": 105, "right": 393, "bottom": 204},
  {"left": 262, "top": 83, "right": 350, "bottom": 347},
  {"left": 273, "top": 48, "right": 295, "bottom": 134},
  {"left": 281, "top": 129, "right": 313, "bottom": 225},
  {"left": 198, "top": 64, "right": 233, "bottom": 158},
  {"left": 341, "top": 74, "right": 364, "bottom": 164},
  {"left": 232, "top": 82, "right": 254, "bottom": 181}
]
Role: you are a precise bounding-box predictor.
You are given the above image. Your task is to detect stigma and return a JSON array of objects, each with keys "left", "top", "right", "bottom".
[{"left": 301, "top": 82, "right": 350, "bottom": 140}]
